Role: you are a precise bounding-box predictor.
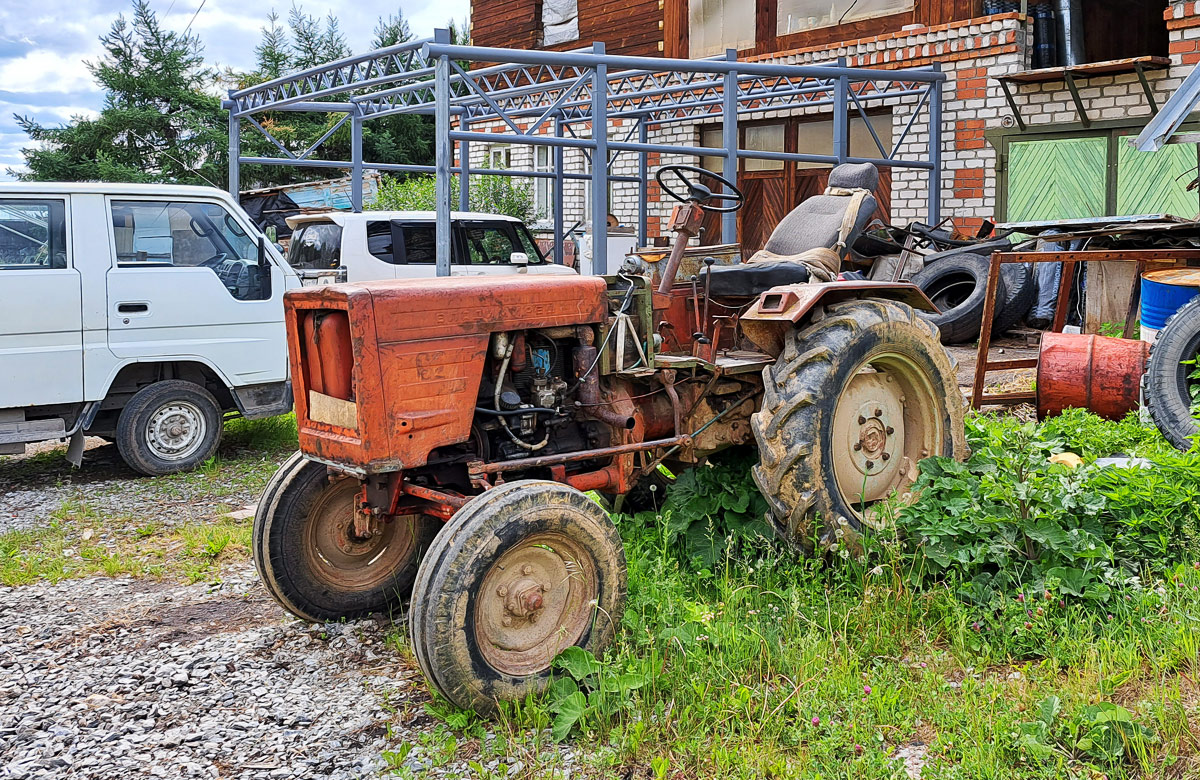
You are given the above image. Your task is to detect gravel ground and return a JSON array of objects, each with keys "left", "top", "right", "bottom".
[
  {"left": 0, "top": 438, "right": 282, "bottom": 536},
  {"left": 0, "top": 564, "right": 437, "bottom": 779}
]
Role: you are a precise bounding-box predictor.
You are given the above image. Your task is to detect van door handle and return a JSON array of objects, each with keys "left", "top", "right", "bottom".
[{"left": 117, "top": 302, "right": 149, "bottom": 314}]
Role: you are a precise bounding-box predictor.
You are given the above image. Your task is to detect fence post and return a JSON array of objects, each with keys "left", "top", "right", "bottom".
[
  {"left": 554, "top": 112, "right": 566, "bottom": 265},
  {"left": 590, "top": 41, "right": 608, "bottom": 275},
  {"left": 350, "top": 110, "right": 363, "bottom": 212},
  {"left": 227, "top": 108, "right": 240, "bottom": 198},
  {"left": 434, "top": 28, "right": 453, "bottom": 277},
  {"left": 638, "top": 117, "right": 649, "bottom": 248},
  {"left": 833, "top": 58, "right": 850, "bottom": 165},
  {"left": 928, "top": 65, "right": 943, "bottom": 224},
  {"left": 721, "top": 49, "right": 738, "bottom": 245},
  {"left": 459, "top": 120, "right": 471, "bottom": 212}
]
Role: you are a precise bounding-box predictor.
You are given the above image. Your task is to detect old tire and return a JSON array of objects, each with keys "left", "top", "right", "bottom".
[
  {"left": 254, "top": 456, "right": 437, "bottom": 622},
  {"left": 752, "top": 299, "right": 967, "bottom": 551},
  {"left": 912, "top": 253, "right": 1005, "bottom": 345},
  {"left": 409, "top": 480, "right": 627, "bottom": 714},
  {"left": 115, "top": 380, "right": 223, "bottom": 476},
  {"left": 1144, "top": 295, "right": 1200, "bottom": 450},
  {"left": 993, "top": 262, "right": 1036, "bottom": 335}
]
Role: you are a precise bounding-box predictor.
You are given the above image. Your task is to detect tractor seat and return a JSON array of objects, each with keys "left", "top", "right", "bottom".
[
  {"left": 699, "top": 162, "right": 880, "bottom": 298},
  {"left": 702, "top": 260, "right": 810, "bottom": 298}
]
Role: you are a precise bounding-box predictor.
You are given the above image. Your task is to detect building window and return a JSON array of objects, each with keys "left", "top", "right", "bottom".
[
  {"left": 777, "top": 0, "right": 913, "bottom": 36},
  {"left": 534, "top": 146, "right": 554, "bottom": 220},
  {"left": 688, "top": 0, "right": 756, "bottom": 58},
  {"left": 542, "top": 0, "right": 579, "bottom": 45},
  {"left": 487, "top": 145, "right": 512, "bottom": 170}
]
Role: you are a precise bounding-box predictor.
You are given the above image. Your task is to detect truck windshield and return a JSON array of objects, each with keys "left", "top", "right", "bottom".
[{"left": 288, "top": 222, "right": 343, "bottom": 270}]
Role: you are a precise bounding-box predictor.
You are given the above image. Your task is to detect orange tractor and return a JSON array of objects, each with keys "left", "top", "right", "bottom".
[{"left": 254, "top": 164, "right": 965, "bottom": 713}]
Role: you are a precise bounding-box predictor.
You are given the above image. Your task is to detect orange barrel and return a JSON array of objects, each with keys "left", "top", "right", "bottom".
[{"left": 1036, "top": 332, "right": 1148, "bottom": 421}]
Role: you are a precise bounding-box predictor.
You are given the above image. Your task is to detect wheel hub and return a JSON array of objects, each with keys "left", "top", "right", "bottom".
[
  {"left": 475, "top": 533, "right": 596, "bottom": 673},
  {"left": 303, "top": 478, "right": 418, "bottom": 592},
  {"left": 831, "top": 355, "right": 941, "bottom": 528},
  {"left": 145, "top": 402, "right": 206, "bottom": 461}
]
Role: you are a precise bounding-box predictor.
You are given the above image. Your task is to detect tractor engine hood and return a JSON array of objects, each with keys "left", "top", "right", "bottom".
[{"left": 284, "top": 275, "right": 609, "bottom": 475}]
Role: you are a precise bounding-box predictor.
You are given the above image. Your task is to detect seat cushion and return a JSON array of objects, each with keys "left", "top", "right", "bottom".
[
  {"left": 701, "top": 260, "right": 810, "bottom": 298},
  {"left": 764, "top": 193, "right": 878, "bottom": 257}
]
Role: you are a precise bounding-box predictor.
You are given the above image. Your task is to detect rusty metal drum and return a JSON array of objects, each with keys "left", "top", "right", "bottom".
[{"left": 1036, "top": 332, "right": 1149, "bottom": 421}]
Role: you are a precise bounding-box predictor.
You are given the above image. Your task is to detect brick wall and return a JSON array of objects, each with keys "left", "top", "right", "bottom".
[{"left": 457, "top": 7, "right": 1200, "bottom": 246}]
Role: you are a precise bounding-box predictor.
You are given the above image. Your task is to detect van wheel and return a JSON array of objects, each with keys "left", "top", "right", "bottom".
[{"left": 116, "top": 380, "right": 223, "bottom": 475}]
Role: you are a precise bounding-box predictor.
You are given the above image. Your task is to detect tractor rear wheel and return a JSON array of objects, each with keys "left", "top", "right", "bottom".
[
  {"left": 254, "top": 456, "right": 437, "bottom": 622},
  {"left": 752, "top": 299, "right": 966, "bottom": 551},
  {"left": 409, "top": 480, "right": 626, "bottom": 714}
]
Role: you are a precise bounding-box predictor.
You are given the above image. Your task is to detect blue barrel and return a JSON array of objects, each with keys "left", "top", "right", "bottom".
[{"left": 1141, "top": 269, "right": 1200, "bottom": 332}]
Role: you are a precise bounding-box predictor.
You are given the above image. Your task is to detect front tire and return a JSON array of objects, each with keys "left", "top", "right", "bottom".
[
  {"left": 409, "top": 481, "right": 627, "bottom": 714},
  {"left": 115, "top": 380, "right": 223, "bottom": 475},
  {"left": 751, "top": 299, "right": 966, "bottom": 551},
  {"left": 1144, "top": 295, "right": 1200, "bottom": 451},
  {"left": 254, "top": 456, "right": 437, "bottom": 622}
]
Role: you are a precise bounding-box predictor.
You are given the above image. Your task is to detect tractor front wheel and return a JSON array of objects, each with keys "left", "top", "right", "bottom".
[
  {"left": 409, "top": 480, "right": 627, "bottom": 714},
  {"left": 752, "top": 299, "right": 966, "bottom": 551},
  {"left": 253, "top": 456, "right": 437, "bottom": 622}
]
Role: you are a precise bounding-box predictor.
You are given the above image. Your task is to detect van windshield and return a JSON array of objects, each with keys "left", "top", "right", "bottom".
[{"left": 288, "top": 222, "right": 343, "bottom": 270}]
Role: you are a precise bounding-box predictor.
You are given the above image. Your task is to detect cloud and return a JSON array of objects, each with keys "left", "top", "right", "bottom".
[{"left": 0, "top": 0, "right": 470, "bottom": 175}]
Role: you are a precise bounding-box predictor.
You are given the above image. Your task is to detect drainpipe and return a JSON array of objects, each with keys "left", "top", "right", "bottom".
[{"left": 1055, "top": 0, "right": 1085, "bottom": 67}]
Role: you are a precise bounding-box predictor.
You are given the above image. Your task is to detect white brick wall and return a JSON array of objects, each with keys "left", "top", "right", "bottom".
[{"left": 456, "top": 8, "right": 1199, "bottom": 241}]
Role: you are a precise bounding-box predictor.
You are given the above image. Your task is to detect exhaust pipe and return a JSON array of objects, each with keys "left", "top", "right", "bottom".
[{"left": 572, "top": 346, "right": 637, "bottom": 430}]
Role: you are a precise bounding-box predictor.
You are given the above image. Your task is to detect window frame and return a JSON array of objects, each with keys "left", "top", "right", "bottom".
[
  {"left": 108, "top": 197, "right": 255, "bottom": 269},
  {"left": 776, "top": 0, "right": 914, "bottom": 37},
  {"left": 0, "top": 197, "right": 69, "bottom": 272}
]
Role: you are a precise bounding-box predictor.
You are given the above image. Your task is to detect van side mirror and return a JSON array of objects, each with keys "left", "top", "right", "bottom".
[
  {"left": 509, "top": 252, "right": 529, "bottom": 265},
  {"left": 258, "top": 235, "right": 268, "bottom": 268}
]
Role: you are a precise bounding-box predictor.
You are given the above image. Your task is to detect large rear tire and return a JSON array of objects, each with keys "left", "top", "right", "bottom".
[
  {"left": 1144, "top": 295, "right": 1200, "bottom": 451},
  {"left": 751, "top": 299, "right": 967, "bottom": 551},
  {"left": 409, "top": 480, "right": 627, "bottom": 714},
  {"left": 254, "top": 456, "right": 437, "bottom": 622}
]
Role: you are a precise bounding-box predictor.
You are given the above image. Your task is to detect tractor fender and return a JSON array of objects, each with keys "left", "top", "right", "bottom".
[{"left": 740, "top": 281, "right": 937, "bottom": 357}]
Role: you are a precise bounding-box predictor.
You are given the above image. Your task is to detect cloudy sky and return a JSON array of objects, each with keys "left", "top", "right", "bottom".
[{"left": 0, "top": 0, "right": 469, "bottom": 176}]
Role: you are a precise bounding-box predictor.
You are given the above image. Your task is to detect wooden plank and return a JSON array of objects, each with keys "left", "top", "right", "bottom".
[
  {"left": 1002, "top": 56, "right": 1172, "bottom": 85},
  {"left": 1084, "top": 261, "right": 1139, "bottom": 335}
]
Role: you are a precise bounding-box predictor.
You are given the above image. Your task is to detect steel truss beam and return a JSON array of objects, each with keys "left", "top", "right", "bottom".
[{"left": 225, "top": 31, "right": 946, "bottom": 277}]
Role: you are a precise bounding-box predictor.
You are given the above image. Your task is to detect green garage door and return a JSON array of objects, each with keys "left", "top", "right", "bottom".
[{"left": 1005, "top": 131, "right": 1200, "bottom": 222}]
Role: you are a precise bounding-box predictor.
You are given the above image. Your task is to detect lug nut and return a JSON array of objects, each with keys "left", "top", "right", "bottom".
[
  {"left": 542, "top": 583, "right": 551, "bottom": 592},
  {"left": 522, "top": 565, "right": 533, "bottom": 575},
  {"left": 502, "top": 616, "right": 512, "bottom": 627},
  {"left": 853, "top": 442, "right": 862, "bottom": 452},
  {"left": 882, "top": 452, "right": 890, "bottom": 461},
  {"left": 874, "top": 408, "right": 882, "bottom": 417},
  {"left": 858, "top": 415, "right": 866, "bottom": 425},
  {"left": 886, "top": 426, "right": 895, "bottom": 435},
  {"left": 497, "top": 586, "right": 508, "bottom": 597},
  {"left": 865, "top": 460, "right": 875, "bottom": 469}
]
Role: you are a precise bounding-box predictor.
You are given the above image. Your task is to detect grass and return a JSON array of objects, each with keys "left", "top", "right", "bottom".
[
  {"left": 4, "top": 409, "right": 1199, "bottom": 778},
  {"left": 401, "top": 412, "right": 1200, "bottom": 780},
  {"left": 0, "top": 414, "right": 297, "bottom": 586}
]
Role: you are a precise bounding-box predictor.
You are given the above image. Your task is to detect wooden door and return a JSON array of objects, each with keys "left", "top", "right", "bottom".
[{"left": 739, "top": 173, "right": 791, "bottom": 254}]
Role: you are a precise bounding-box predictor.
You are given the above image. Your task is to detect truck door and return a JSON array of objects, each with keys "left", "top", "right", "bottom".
[
  {"left": 104, "top": 198, "right": 288, "bottom": 388},
  {"left": 0, "top": 197, "right": 84, "bottom": 408}
]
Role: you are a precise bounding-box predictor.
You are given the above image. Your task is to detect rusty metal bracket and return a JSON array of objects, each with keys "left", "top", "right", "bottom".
[{"left": 971, "top": 250, "right": 1200, "bottom": 409}]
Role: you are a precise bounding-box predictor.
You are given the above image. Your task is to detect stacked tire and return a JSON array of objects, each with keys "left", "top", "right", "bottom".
[{"left": 911, "top": 252, "right": 1036, "bottom": 345}]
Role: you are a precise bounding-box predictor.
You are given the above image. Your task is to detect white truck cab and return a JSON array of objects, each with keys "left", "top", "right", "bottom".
[
  {"left": 0, "top": 183, "right": 300, "bottom": 475},
  {"left": 285, "top": 211, "right": 575, "bottom": 284}
]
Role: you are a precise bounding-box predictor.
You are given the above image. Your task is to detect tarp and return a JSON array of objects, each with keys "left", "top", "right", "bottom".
[{"left": 240, "top": 191, "right": 301, "bottom": 239}]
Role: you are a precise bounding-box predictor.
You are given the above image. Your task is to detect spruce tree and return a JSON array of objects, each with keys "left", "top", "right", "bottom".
[{"left": 13, "top": 0, "right": 224, "bottom": 184}]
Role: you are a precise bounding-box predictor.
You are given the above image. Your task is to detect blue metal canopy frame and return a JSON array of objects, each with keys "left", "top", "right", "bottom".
[{"left": 223, "top": 29, "right": 947, "bottom": 276}]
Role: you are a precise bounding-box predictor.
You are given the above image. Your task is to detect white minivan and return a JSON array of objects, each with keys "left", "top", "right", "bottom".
[
  {"left": 0, "top": 183, "right": 300, "bottom": 475},
  {"left": 285, "top": 211, "right": 576, "bottom": 283}
]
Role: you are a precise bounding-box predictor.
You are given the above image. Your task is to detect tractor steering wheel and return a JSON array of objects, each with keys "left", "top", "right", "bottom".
[{"left": 655, "top": 164, "right": 744, "bottom": 214}]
